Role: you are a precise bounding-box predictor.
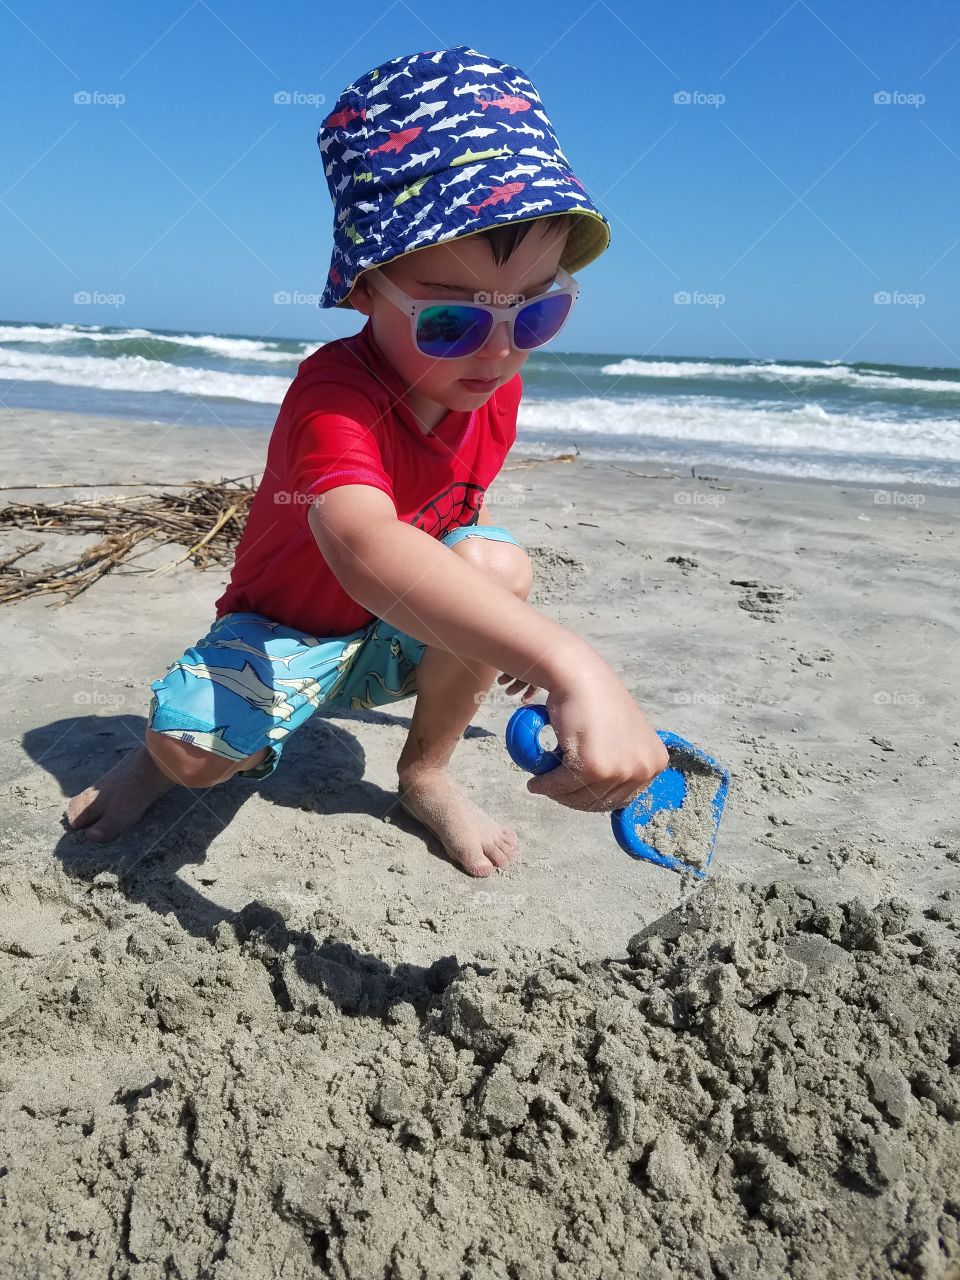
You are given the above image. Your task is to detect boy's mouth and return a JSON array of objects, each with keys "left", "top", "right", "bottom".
[{"left": 459, "top": 376, "right": 500, "bottom": 392}]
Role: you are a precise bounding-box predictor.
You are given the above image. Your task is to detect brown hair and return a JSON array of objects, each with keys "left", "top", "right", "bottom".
[{"left": 475, "top": 212, "right": 576, "bottom": 266}]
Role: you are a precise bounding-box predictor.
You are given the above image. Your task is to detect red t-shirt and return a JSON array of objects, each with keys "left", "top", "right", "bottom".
[{"left": 214, "top": 318, "right": 521, "bottom": 637}]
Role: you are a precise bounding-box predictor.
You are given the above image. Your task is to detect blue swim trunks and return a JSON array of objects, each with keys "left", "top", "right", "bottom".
[{"left": 147, "top": 523, "right": 523, "bottom": 781}]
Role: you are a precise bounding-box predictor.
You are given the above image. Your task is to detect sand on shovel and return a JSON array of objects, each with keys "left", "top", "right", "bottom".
[{"left": 631, "top": 755, "right": 724, "bottom": 873}]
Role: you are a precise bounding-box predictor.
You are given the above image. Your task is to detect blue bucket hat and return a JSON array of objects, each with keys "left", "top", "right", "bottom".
[{"left": 318, "top": 45, "right": 611, "bottom": 310}]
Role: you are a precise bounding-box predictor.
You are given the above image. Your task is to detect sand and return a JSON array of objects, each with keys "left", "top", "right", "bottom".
[
  {"left": 1, "top": 407, "right": 958, "bottom": 1276},
  {"left": 2, "top": 869, "right": 958, "bottom": 1278}
]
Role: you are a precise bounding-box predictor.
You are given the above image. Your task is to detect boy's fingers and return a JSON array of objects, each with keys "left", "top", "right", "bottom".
[
  {"left": 528, "top": 778, "right": 620, "bottom": 812},
  {"left": 497, "top": 674, "right": 541, "bottom": 700},
  {"left": 526, "top": 766, "right": 626, "bottom": 812}
]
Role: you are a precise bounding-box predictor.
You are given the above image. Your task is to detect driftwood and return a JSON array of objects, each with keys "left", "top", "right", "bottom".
[
  {"left": 0, "top": 476, "right": 257, "bottom": 607},
  {"left": 0, "top": 449, "right": 603, "bottom": 608},
  {"left": 502, "top": 445, "right": 580, "bottom": 470}
]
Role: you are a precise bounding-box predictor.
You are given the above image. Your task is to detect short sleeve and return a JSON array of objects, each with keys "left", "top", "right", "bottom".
[{"left": 285, "top": 381, "right": 397, "bottom": 519}]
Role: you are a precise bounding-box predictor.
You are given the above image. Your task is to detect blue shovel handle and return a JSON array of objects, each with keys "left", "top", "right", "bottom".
[{"left": 505, "top": 703, "right": 729, "bottom": 878}]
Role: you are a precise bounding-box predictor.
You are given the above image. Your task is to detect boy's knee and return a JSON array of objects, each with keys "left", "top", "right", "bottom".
[
  {"left": 146, "top": 727, "right": 261, "bottom": 788},
  {"left": 451, "top": 536, "right": 532, "bottom": 600}
]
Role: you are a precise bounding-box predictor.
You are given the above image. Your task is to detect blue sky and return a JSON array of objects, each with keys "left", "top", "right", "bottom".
[{"left": 2, "top": 0, "right": 958, "bottom": 364}]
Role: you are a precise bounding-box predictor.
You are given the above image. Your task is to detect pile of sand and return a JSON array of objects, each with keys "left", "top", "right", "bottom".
[{"left": 2, "top": 867, "right": 958, "bottom": 1279}]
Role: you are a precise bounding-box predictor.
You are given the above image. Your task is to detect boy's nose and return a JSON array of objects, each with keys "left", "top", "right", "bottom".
[{"left": 478, "top": 320, "right": 511, "bottom": 359}]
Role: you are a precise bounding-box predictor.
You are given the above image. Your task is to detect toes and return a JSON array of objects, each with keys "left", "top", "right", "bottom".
[
  {"left": 498, "top": 828, "right": 519, "bottom": 863},
  {"left": 483, "top": 828, "right": 519, "bottom": 871},
  {"left": 82, "top": 822, "right": 116, "bottom": 844},
  {"left": 484, "top": 843, "right": 511, "bottom": 870},
  {"left": 64, "top": 790, "right": 121, "bottom": 842},
  {"left": 65, "top": 790, "right": 101, "bottom": 830},
  {"left": 459, "top": 851, "right": 496, "bottom": 877}
]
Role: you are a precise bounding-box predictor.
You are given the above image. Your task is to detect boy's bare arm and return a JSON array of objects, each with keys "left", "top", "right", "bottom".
[
  {"left": 308, "top": 485, "right": 585, "bottom": 690},
  {"left": 308, "top": 485, "right": 669, "bottom": 810}
]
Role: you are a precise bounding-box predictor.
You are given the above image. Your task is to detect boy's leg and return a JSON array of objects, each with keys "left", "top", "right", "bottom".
[
  {"left": 64, "top": 735, "right": 271, "bottom": 843},
  {"left": 395, "top": 530, "right": 534, "bottom": 879},
  {"left": 65, "top": 608, "right": 360, "bottom": 843}
]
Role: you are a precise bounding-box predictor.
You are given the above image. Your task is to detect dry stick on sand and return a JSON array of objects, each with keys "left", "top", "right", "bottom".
[
  {"left": 0, "top": 452, "right": 585, "bottom": 607},
  {"left": 145, "top": 501, "right": 244, "bottom": 578},
  {"left": 502, "top": 445, "right": 581, "bottom": 471},
  {"left": 0, "top": 542, "right": 42, "bottom": 572},
  {"left": 0, "top": 480, "right": 209, "bottom": 491},
  {"left": 0, "top": 477, "right": 257, "bottom": 607}
]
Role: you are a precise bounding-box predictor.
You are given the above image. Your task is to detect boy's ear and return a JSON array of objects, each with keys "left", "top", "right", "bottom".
[{"left": 349, "top": 273, "right": 374, "bottom": 317}]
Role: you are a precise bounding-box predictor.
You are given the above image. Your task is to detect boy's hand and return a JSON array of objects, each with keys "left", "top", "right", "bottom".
[{"left": 525, "top": 658, "right": 670, "bottom": 813}]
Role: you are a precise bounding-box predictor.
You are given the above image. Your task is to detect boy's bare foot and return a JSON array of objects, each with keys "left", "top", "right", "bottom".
[
  {"left": 64, "top": 745, "right": 177, "bottom": 843},
  {"left": 396, "top": 767, "right": 519, "bottom": 877}
]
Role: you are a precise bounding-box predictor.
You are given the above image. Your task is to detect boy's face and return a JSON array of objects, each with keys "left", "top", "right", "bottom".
[{"left": 350, "top": 221, "right": 570, "bottom": 431}]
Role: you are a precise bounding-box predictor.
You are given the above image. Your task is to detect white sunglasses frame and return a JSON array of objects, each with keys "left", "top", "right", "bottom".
[{"left": 363, "top": 263, "right": 580, "bottom": 357}]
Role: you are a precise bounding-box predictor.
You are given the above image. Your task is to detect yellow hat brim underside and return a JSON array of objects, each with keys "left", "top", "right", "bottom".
[{"left": 334, "top": 208, "right": 611, "bottom": 311}]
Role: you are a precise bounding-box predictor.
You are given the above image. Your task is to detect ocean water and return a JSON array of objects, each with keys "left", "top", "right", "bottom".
[{"left": 2, "top": 319, "right": 959, "bottom": 488}]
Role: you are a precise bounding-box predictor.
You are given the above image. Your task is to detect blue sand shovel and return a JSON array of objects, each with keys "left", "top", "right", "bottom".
[{"left": 505, "top": 704, "right": 730, "bottom": 879}]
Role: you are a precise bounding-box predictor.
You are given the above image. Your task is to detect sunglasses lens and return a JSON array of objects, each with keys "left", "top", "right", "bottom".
[
  {"left": 514, "top": 294, "right": 573, "bottom": 350},
  {"left": 416, "top": 305, "right": 492, "bottom": 358}
]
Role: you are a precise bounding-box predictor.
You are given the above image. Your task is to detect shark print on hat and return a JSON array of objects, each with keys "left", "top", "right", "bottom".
[{"left": 317, "top": 45, "right": 611, "bottom": 309}]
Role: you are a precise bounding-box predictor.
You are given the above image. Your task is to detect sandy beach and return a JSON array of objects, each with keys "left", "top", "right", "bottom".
[{"left": 1, "top": 405, "right": 958, "bottom": 1277}]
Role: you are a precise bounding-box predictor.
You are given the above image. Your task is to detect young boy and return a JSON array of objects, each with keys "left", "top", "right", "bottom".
[{"left": 66, "top": 46, "right": 668, "bottom": 878}]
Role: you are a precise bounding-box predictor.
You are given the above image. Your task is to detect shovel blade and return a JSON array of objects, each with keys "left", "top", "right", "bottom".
[{"left": 611, "top": 732, "right": 730, "bottom": 878}]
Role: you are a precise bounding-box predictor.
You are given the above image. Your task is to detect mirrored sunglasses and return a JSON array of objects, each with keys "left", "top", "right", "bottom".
[{"left": 364, "top": 264, "right": 580, "bottom": 359}]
